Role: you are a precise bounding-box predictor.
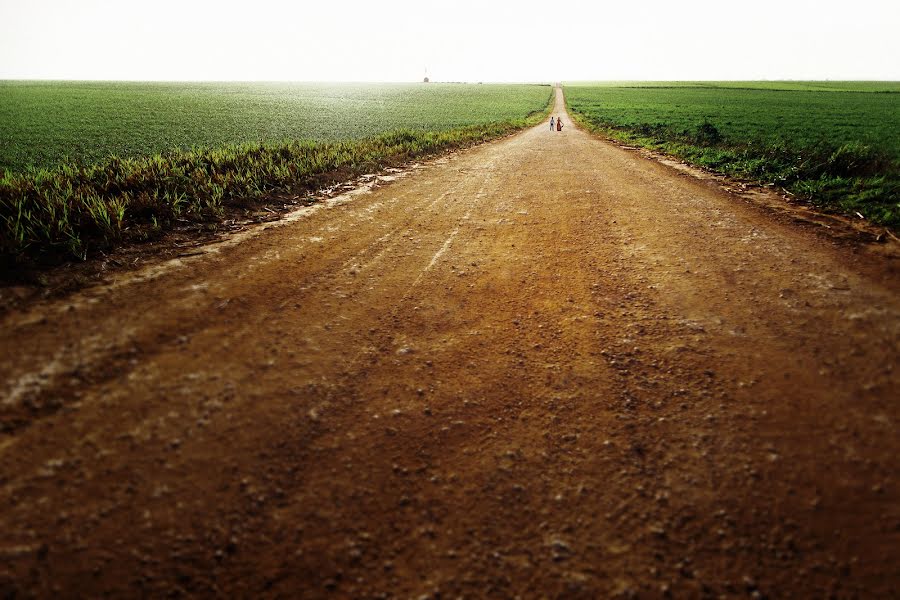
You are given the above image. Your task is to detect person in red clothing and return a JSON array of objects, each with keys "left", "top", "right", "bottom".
[{"left": 556, "top": 116, "right": 563, "bottom": 132}]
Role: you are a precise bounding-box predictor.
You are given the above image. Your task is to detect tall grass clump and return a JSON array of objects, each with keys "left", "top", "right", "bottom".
[
  {"left": 573, "top": 116, "right": 899, "bottom": 227},
  {"left": 1, "top": 115, "right": 548, "bottom": 270},
  {"left": 564, "top": 83, "right": 900, "bottom": 227}
]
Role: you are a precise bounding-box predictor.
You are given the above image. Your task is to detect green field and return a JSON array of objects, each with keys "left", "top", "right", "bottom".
[
  {"left": 568, "top": 81, "right": 900, "bottom": 93},
  {"left": 0, "top": 82, "right": 551, "bottom": 266},
  {"left": 565, "top": 82, "right": 900, "bottom": 225},
  {"left": 0, "top": 82, "right": 552, "bottom": 173}
]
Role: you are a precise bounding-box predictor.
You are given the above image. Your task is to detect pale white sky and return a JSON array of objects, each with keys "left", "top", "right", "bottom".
[{"left": 1, "top": 0, "right": 898, "bottom": 81}]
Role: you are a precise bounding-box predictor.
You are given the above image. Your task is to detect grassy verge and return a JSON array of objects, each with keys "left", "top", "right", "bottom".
[
  {"left": 565, "top": 85, "right": 899, "bottom": 228},
  {"left": 1, "top": 103, "right": 550, "bottom": 273},
  {"left": 571, "top": 114, "right": 899, "bottom": 227}
]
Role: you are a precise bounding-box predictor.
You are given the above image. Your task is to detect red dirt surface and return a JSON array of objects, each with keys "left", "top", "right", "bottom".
[{"left": 1, "top": 89, "right": 898, "bottom": 598}]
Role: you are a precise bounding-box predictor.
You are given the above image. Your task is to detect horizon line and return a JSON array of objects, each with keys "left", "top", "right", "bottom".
[{"left": 2, "top": 78, "right": 899, "bottom": 84}]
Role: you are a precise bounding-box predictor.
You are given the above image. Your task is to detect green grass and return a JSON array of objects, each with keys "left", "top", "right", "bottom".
[
  {"left": 565, "top": 82, "right": 900, "bottom": 226},
  {"left": 0, "top": 82, "right": 552, "bottom": 173},
  {"left": 567, "top": 81, "right": 900, "bottom": 93},
  {"left": 0, "top": 83, "right": 552, "bottom": 268}
]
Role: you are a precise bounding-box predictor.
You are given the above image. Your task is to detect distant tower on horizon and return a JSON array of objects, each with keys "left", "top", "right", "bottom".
[{"left": 423, "top": 66, "right": 430, "bottom": 83}]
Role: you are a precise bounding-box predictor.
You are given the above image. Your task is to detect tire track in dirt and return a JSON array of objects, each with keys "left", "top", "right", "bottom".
[{"left": 1, "top": 88, "right": 898, "bottom": 598}]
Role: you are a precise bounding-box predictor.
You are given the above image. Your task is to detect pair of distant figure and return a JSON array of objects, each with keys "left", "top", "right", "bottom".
[{"left": 550, "top": 116, "right": 563, "bottom": 132}]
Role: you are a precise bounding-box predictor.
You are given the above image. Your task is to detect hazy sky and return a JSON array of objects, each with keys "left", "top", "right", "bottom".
[{"left": 1, "top": 0, "right": 898, "bottom": 81}]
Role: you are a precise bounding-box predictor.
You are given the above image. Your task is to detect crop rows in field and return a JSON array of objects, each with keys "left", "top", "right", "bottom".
[
  {"left": 566, "top": 81, "right": 900, "bottom": 94},
  {"left": 565, "top": 82, "right": 900, "bottom": 225},
  {"left": 0, "top": 82, "right": 552, "bottom": 173}
]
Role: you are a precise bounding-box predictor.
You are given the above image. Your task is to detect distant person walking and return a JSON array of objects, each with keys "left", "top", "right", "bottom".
[
  {"left": 550, "top": 116, "right": 555, "bottom": 131},
  {"left": 556, "top": 116, "right": 563, "bottom": 132}
]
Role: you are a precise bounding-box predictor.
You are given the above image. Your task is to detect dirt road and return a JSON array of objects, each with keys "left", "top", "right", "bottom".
[{"left": 2, "top": 89, "right": 899, "bottom": 598}]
